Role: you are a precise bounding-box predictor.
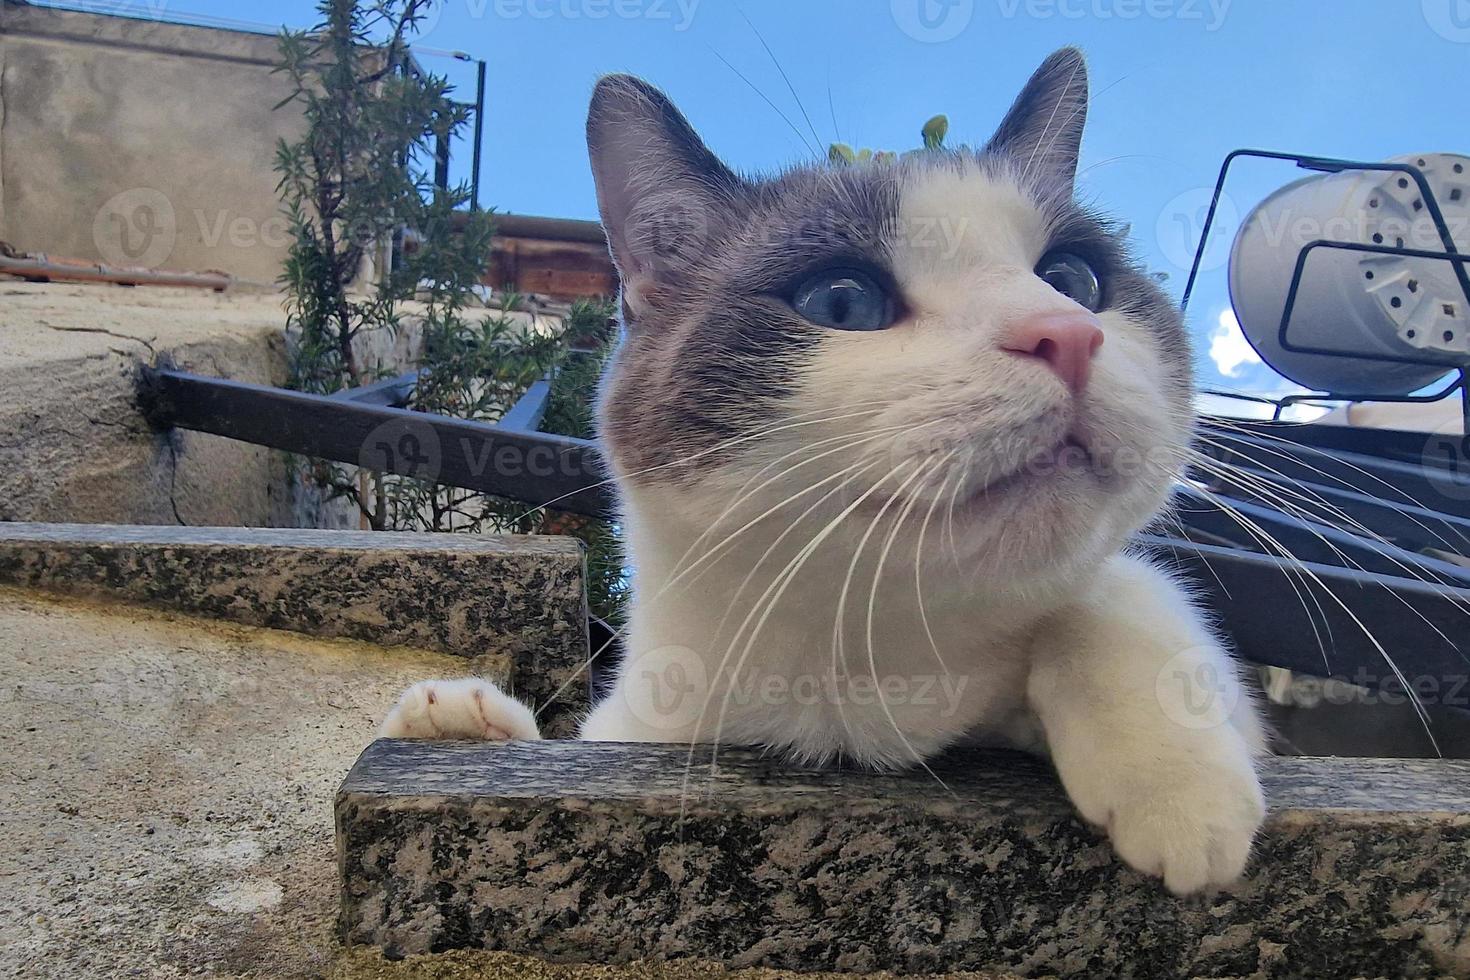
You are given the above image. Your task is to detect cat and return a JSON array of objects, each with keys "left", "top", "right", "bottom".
[{"left": 380, "top": 47, "right": 1267, "bottom": 896}]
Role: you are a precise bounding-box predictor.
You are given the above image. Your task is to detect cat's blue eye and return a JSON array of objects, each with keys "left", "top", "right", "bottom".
[
  {"left": 1035, "top": 251, "right": 1103, "bottom": 312},
  {"left": 791, "top": 269, "right": 894, "bottom": 331}
]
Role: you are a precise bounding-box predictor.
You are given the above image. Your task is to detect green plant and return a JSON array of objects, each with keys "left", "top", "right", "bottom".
[
  {"left": 274, "top": 0, "right": 627, "bottom": 625},
  {"left": 275, "top": 0, "right": 495, "bottom": 529},
  {"left": 275, "top": 0, "right": 483, "bottom": 397},
  {"left": 377, "top": 294, "right": 569, "bottom": 534},
  {"left": 828, "top": 113, "right": 950, "bottom": 166}
]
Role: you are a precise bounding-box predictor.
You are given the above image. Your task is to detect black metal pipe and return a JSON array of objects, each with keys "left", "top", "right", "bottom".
[
  {"left": 471, "top": 58, "right": 486, "bottom": 210},
  {"left": 1138, "top": 534, "right": 1470, "bottom": 702},
  {"left": 142, "top": 368, "right": 614, "bottom": 518},
  {"left": 433, "top": 129, "right": 450, "bottom": 193}
]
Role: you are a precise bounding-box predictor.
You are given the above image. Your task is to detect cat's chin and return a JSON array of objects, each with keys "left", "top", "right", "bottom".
[
  {"left": 945, "top": 472, "right": 1147, "bottom": 581},
  {"left": 965, "top": 435, "right": 1101, "bottom": 500}
]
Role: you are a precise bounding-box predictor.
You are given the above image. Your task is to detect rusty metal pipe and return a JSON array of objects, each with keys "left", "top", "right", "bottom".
[{"left": 0, "top": 250, "right": 231, "bottom": 291}]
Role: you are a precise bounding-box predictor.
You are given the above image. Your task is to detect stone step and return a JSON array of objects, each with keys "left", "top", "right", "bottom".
[
  {"left": 337, "top": 739, "right": 1470, "bottom": 977},
  {"left": 0, "top": 522, "right": 590, "bottom": 733}
]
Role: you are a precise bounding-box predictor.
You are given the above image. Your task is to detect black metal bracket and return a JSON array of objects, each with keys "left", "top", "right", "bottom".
[
  {"left": 140, "top": 366, "right": 615, "bottom": 519},
  {"left": 1137, "top": 533, "right": 1470, "bottom": 705}
]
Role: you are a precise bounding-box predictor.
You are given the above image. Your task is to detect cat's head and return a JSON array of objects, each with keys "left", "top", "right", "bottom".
[{"left": 587, "top": 49, "right": 1191, "bottom": 584}]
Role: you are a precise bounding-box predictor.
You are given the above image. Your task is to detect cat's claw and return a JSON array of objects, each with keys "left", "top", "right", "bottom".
[
  {"left": 1068, "top": 756, "right": 1265, "bottom": 895},
  {"left": 379, "top": 678, "right": 542, "bottom": 741}
]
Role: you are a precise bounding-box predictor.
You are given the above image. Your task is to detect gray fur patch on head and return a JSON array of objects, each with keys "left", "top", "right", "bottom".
[{"left": 597, "top": 160, "right": 902, "bottom": 480}]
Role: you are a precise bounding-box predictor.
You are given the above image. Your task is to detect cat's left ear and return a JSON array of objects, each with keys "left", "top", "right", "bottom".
[
  {"left": 586, "top": 75, "right": 743, "bottom": 318},
  {"left": 984, "top": 47, "right": 1089, "bottom": 202}
]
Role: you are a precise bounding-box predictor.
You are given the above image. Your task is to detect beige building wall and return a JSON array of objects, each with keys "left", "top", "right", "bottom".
[{"left": 0, "top": 2, "right": 302, "bottom": 284}]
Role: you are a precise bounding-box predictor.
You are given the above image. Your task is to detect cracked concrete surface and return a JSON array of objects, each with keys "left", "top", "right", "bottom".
[
  {"left": 0, "top": 588, "right": 1018, "bottom": 980},
  {"left": 0, "top": 586, "right": 459, "bottom": 978}
]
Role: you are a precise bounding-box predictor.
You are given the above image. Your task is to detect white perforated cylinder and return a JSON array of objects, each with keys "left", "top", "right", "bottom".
[{"left": 1229, "top": 152, "right": 1470, "bottom": 396}]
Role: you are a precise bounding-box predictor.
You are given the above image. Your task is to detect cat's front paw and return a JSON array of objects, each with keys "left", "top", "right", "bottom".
[
  {"left": 379, "top": 678, "right": 541, "bottom": 741},
  {"left": 1068, "top": 754, "right": 1265, "bottom": 895}
]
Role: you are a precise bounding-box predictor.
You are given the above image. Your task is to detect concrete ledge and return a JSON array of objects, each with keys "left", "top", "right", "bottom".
[
  {"left": 337, "top": 740, "right": 1470, "bottom": 977},
  {"left": 0, "top": 523, "right": 590, "bottom": 733}
]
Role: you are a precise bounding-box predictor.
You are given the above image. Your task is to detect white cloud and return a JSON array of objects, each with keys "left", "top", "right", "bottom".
[{"left": 1207, "top": 307, "right": 1262, "bottom": 378}]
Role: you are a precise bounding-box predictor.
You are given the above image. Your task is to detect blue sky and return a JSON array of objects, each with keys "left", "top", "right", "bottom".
[{"left": 51, "top": 0, "right": 1470, "bottom": 398}]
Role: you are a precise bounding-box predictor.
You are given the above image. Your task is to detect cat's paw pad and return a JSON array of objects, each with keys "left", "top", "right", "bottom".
[
  {"left": 379, "top": 678, "right": 541, "bottom": 741},
  {"left": 1072, "top": 761, "right": 1264, "bottom": 895}
]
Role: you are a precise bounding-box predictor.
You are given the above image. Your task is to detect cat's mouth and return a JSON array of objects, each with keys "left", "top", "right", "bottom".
[
  {"left": 961, "top": 434, "right": 1102, "bottom": 504},
  {"left": 857, "top": 430, "right": 1111, "bottom": 518}
]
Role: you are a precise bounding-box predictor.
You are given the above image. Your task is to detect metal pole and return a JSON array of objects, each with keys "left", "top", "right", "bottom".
[
  {"left": 471, "top": 59, "right": 486, "bottom": 210},
  {"left": 434, "top": 129, "right": 450, "bottom": 193}
]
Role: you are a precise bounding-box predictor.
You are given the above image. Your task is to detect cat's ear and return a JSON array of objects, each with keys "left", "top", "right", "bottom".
[
  {"left": 587, "top": 75, "right": 742, "bottom": 318},
  {"left": 984, "top": 47, "right": 1089, "bottom": 202}
]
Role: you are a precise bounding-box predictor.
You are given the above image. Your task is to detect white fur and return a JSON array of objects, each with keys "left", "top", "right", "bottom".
[
  {"left": 380, "top": 165, "right": 1266, "bottom": 895},
  {"left": 378, "top": 678, "right": 540, "bottom": 741}
]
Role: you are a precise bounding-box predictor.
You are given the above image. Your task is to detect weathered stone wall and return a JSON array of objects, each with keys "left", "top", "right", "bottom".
[
  {"left": 0, "top": 3, "right": 301, "bottom": 284},
  {"left": 0, "top": 282, "right": 422, "bottom": 530}
]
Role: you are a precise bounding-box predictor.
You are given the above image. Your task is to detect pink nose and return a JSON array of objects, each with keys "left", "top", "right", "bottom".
[{"left": 1000, "top": 313, "right": 1105, "bottom": 394}]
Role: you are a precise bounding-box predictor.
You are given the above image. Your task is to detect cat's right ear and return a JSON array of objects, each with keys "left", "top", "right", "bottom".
[
  {"left": 586, "top": 75, "right": 742, "bottom": 318},
  {"left": 984, "top": 47, "right": 1089, "bottom": 204}
]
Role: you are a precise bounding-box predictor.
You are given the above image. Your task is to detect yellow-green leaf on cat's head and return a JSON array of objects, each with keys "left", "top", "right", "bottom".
[
  {"left": 856, "top": 148, "right": 873, "bottom": 163},
  {"left": 922, "top": 115, "right": 949, "bottom": 150},
  {"left": 873, "top": 151, "right": 898, "bottom": 166},
  {"left": 828, "top": 143, "right": 856, "bottom": 165}
]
